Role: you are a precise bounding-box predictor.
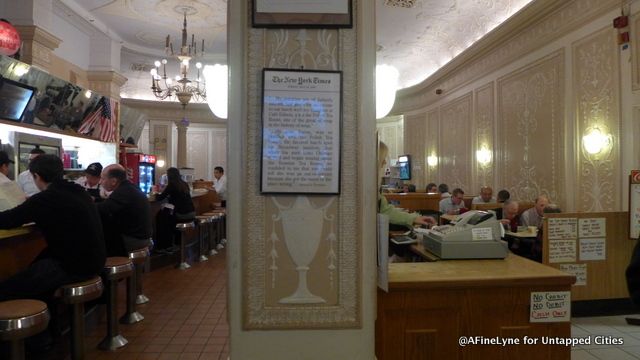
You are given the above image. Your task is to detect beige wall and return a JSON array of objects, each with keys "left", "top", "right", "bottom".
[
  {"left": 48, "top": 53, "right": 89, "bottom": 88},
  {"left": 392, "top": 0, "right": 639, "bottom": 212},
  {"left": 227, "top": 0, "right": 376, "bottom": 359}
]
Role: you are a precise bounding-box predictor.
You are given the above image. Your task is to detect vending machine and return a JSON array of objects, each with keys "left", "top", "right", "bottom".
[{"left": 123, "top": 153, "right": 156, "bottom": 194}]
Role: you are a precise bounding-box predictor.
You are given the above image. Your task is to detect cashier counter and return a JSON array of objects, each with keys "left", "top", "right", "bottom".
[{"left": 417, "top": 210, "right": 508, "bottom": 259}]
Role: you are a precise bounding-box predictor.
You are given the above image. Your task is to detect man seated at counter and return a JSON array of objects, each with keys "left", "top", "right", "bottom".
[
  {"left": 75, "top": 162, "right": 106, "bottom": 202},
  {"left": 497, "top": 199, "right": 519, "bottom": 232},
  {"left": 520, "top": 194, "right": 549, "bottom": 229},
  {"left": 438, "top": 183, "right": 450, "bottom": 198},
  {"left": 439, "top": 188, "right": 466, "bottom": 215},
  {"left": 0, "top": 154, "right": 106, "bottom": 301},
  {"left": 98, "top": 164, "right": 152, "bottom": 256},
  {"left": 472, "top": 186, "right": 496, "bottom": 204},
  {"left": 425, "top": 182, "right": 437, "bottom": 193},
  {"left": 17, "top": 147, "right": 45, "bottom": 197},
  {"left": 497, "top": 189, "right": 510, "bottom": 203}
]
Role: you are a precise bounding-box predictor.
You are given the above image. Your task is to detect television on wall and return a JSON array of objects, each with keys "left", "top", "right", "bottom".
[
  {"left": 397, "top": 155, "right": 411, "bottom": 180},
  {"left": 0, "top": 77, "right": 35, "bottom": 122}
]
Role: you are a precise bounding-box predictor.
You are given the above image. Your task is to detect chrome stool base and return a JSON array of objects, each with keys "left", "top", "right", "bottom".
[
  {"left": 135, "top": 294, "right": 150, "bottom": 305},
  {"left": 98, "top": 334, "right": 128, "bottom": 351},
  {"left": 208, "top": 249, "right": 218, "bottom": 256},
  {"left": 177, "top": 262, "right": 191, "bottom": 270},
  {"left": 199, "top": 254, "right": 209, "bottom": 262},
  {"left": 120, "top": 311, "right": 144, "bottom": 325}
]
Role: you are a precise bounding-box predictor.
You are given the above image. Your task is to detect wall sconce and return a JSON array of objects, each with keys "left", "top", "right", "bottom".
[
  {"left": 156, "top": 159, "right": 166, "bottom": 168},
  {"left": 582, "top": 127, "right": 611, "bottom": 155},
  {"left": 427, "top": 154, "right": 438, "bottom": 167},
  {"left": 476, "top": 147, "right": 492, "bottom": 165},
  {"left": 376, "top": 64, "right": 399, "bottom": 119}
]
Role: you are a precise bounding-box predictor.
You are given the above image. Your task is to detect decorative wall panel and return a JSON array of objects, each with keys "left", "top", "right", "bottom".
[
  {"left": 186, "top": 130, "right": 209, "bottom": 180},
  {"left": 425, "top": 110, "right": 440, "bottom": 185},
  {"left": 632, "top": 11, "right": 640, "bottom": 91},
  {"left": 245, "top": 22, "right": 359, "bottom": 327},
  {"left": 439, "top": 93, "right": 472, "bottom": 191},
  {"left": 573, "top": 28, "right": 620, "bottom": 211},
  {"left": 473, "top": 83, "right": 495, "bottom": 191},
  {"left": 403, "top": 113, "right": 427, "bottom": 188},
  {"left": 377, "top": 116, "right": 404, "bottom": 162},
  {"left": 497, "top": 51, "right": 564, "bottom": 205}
]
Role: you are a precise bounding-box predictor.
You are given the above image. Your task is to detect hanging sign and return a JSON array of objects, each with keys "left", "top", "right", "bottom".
[{"left": 0, "top": 21, "right": 21, "bottom": 56}]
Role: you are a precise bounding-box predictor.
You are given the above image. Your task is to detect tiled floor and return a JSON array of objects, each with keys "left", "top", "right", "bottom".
[
  {"left": 572, "top": 315, "right": 640, "bottom": 359},
  {"left": 84, "top": 249, "right": 229, "bottom": 360}
]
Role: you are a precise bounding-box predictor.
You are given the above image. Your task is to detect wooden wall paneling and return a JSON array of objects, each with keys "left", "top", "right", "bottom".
[{"left": 543, "top": 212, "right": 635, "bottom": 301}]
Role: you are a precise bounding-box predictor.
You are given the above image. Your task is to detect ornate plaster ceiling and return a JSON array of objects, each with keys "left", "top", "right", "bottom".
[
  {"left": 377, "top": 0, "right": 534, "bottom": 88},
  {"left": 68, "top": 0, "right": 535, "bottom": 97}
]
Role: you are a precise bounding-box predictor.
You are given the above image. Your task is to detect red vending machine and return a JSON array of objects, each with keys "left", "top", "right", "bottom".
[{"left": 122, "top": 153, "right": 156, "bottom": 194}]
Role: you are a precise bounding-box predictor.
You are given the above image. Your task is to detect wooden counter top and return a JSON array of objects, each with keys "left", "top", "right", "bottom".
[
  {"left": 388, "top": 253, "right": 575, "bottom": 290},
  {"left": 0, "top": 224, "right": 36, "bottom": 240}
]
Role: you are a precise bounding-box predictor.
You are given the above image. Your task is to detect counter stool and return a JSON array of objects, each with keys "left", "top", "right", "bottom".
[
  {"left": 119, "top": 248, "right": 148, "bottom": 325},
  {"left": 129, "top": 247, "right": 150, "bottom": 305},
  {"left": 175, "top": 222, "right": 196, "bottom": 270},
  {"left": 203, "top": 212, "right": 225, "bottom": 250},
  {"left": 0, "top": 299, "right": 50, "bottom": 360},
  {"left": 99, "top": 257, "right": 133, "bottom": 351},
  {"left": 195, "top": 216, "right": 212, "bottom": 262},
  {"left": 56, "top": 276, "right": 103, "bottom": 360}
]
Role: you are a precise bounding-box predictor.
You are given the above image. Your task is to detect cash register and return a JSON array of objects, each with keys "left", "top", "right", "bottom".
[{"left": 421, "top": 210, "right": 508, "bottom": 259}]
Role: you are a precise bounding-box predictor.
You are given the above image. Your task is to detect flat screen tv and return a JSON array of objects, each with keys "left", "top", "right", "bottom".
[
  {"left": 398, "top": 155, "right": 411, "bottom": 180},
  {"left": 0, "top": 77, "right": 36, "bottom": 122}
]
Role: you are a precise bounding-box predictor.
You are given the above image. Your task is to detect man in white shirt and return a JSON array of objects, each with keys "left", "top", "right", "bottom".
[
  {"left": 472, "top": 186, "right": 496, "bottom": 205},
  {"left": 17, "top": 148, "right": 45, "bottom": 197},
  {"left": 520, "top": 195, "right": 550, "bottom": 229},
  {"left": 0, "top": 151, "right": 26, "bottom": 209},
  {"left": 439, "top": 188, "right": 466, "bottom": 215},
  {"left": 213, "top": 166, "right": 227, "bottom": 204}
]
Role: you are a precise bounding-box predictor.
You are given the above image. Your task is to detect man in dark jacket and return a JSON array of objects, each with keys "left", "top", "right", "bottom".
[
  {"left": 0, "top": 154, "right": 106, "bottom": 301},
  {"left": 98, "top": 164, "right": 152, "bottom": 256}
]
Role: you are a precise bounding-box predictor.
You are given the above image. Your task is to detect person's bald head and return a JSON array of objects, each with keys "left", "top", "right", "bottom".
[
  {"left": 480, "top": 186, "right": 493, "bottom": 202},
  {"left": 503, "top": 199, "right": 519, "bottom": 220},
  {"left": 534, "top": 195, "right": 550, "bottom": 216},
  {"left": 100, "top": 164, "right": 127, "bottom": 192}
]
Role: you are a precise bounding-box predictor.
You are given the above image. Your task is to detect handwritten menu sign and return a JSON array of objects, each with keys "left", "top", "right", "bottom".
[
  {"left": 548, "top": 218, "right": 577, "bottom": 240},
  {"left": 261, "top": 69, "right": 342, "bottom": 194},
  {"left": 579, "top": 218, "right": 606, "bottom": 238},
  {"left": 549, "top": 240, "right": 576, "bottom": 263},
  {"left": 579, "top": 238, "right": 606, "bottom": 261},
  {"left": 472, "top": 227, "right": 493, "bottom": 241},
  {"left": 559, "top": 263, "right": 587, "bottom": 286},
  {"left": 530, "top": 291, "right": 571, "bottom": 322}
]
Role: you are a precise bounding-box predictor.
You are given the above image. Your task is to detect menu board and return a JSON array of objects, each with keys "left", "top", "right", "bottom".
[
  {"left": 549, "top": 240, "right": 577, "bottom": 263},
  {"left": 261, "top": 69, "right": 341, "bottom": 194},
  {"left": 559, "top": 263, "right": 587, "bottom": 286},
  {"left": 548, "top": 218, "right": 577, "bottom": 240},
  {"left": 579, "top": 218, "right": 606, "bottom": 238},
  {"left": 579, "top": 238, "right": 606, "bottom": 261}
]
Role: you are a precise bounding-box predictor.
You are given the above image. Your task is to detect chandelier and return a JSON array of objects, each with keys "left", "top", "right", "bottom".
[{"left": 150, "top": 12, "right": 206, "bottom": 108}]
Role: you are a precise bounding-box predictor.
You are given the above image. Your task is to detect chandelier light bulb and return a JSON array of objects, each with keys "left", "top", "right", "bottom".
[
  {"left": 161, "top": 59, "right": 167, "bottom": 65},
  {"left": 166, "top": 78, "right": 173, "bottom": 85},
  {"left": 196, "top": 62, "right": 202, "bottom": 69},
  {"left": 150, "top": 68, "right": 157, "bottom": 76},
  {"left": 175, "top": 75, "right": 181, "bottom": 81},
  {"left": 181, "top": 59, "right": 189, "bottom": 66},
  {"left": 84, "top": 90, "right": 92, "bottom": 98},
  {"left": 154, "top": 60, "right": 161, "bottom": 67}
]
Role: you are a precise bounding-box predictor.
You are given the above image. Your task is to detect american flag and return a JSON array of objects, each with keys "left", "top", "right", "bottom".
[{"left": 78, "top": 97, "right": 118, "bottom": 142}]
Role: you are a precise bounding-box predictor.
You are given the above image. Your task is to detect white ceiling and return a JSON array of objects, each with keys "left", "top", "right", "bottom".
[{"left": 67, "top": 0, "right": 534, "bottom": 98}]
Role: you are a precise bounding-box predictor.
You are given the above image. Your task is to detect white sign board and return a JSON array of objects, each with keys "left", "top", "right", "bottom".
[
  {"left": 579, "top": 238, "right": 606, "bottom": 261},
  {"left": 579, "top": 218, "right": 606, "bottom": 238},
  {"left": 559, "top": 263, "right": 587, "bottom": 286},
  {"left": 472, "top": 227, "right": 493, "bottom": 241},
  {"left": 530, "top": 291, "right": 571, "bottom": 322},
  {"left": 549, "top": 240, "right": 577, "bottom": 263},
  {"left": 548, "top": 218, "right": 578, "bottom": 240}
]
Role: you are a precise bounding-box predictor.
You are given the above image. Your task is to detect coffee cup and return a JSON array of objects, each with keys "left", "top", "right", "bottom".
[{"left": 528, "top": 226, "right": 537, "bottom": 233}]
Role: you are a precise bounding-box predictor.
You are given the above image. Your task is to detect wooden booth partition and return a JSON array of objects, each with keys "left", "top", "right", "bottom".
[
  {"left": 383, "top": 193, "right": 441, "bottom": 213},
  {"left": 542, "top": 212, "right": 634, "bottom": 301},
  {"left": 0, "top": 226, "right": 46, "bottom": 282}
]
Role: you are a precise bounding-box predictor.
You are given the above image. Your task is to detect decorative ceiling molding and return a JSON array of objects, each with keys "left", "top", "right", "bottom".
[
  {"left": 121, "top": 98, "right": 224, "bottom": 124},
  {"left": 384, "top": 0, "right": 416, "bottom": 8},
  {"left": 393, "top": 0, "right": 620, "bottom": 115}
]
